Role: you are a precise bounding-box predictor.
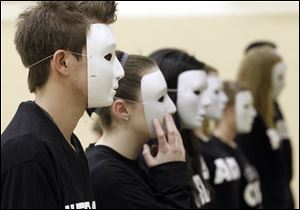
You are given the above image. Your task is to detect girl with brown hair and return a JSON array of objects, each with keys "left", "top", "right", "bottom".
[
  {"left": 236, "top": 46, "right": 294, "bottom": 208},
  {"left": 86, "top": 52, "right": 194, "bottom": 209}
]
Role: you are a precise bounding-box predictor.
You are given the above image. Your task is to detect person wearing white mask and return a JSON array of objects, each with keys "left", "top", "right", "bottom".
[
  {"left": 236, "top": 46, "right": 294, "bottom": 208},
  {"left": 244, "top": 42, "right": 293, "bottom": 206},
  {"left": 85, "top": 52, "right": 193, "bottom": 209},
  {"left": 1, "top": 2, "right": 123, "bottom": 209},
  {"left": 206, "top": 76, "right": 228, "bottom": 118},
  {"left": 191, "top": 65, "right": 228, "bottom": 199},
  {"left": 201, "top": 81, "right": 262, "bottom": 209},
  {"left": 193, "top": 65, "right": 228, "bottom": 143},
  {"left": 150, "top": 48, "right": 216, "bottom": 209}
]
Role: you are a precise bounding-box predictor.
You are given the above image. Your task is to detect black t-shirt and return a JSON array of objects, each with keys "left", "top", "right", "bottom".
[
  {"left": 217, "top": 138, "right": 263, "bottom": 209},
  {"left": 86, "top": 144, "right": 194, "bottom": 209},
  {"left": 184, "top": 132, "right": 217, "bottom": 209},
  {"left": 200, "top": 136, "right": 241, "bottom": 209},
  {"left": 1, "top": 101, "right": 95, "bottom": 209},
  {"left": 236, "top": 112, "right": 291, "bottom": 209}
]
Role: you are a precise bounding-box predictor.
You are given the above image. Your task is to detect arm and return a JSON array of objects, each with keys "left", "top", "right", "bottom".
[{"left": 94, "top": 162, "right": 193, "bottom": 209}]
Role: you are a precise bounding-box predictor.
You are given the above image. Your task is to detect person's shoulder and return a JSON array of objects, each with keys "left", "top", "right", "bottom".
[
  {"left": 88, "top": 147, "right": 136, "bottom": 179},
  {"left": 1, "top": 101, "right": 56, "bottom": 143},
  {"left": 90, "top": 154, "right": 130, "bottom": 177},
  {"left": 1, "top": 133, "right": 53, "bottom": 172}
]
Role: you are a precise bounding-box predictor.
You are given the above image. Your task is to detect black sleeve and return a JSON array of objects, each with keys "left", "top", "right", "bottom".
[
  {"left": 95, "top": 162, "right": 194, "bottom": 209},
  {"left": 1, "top": 159, "right": 60, "bottom": 209},
  {"left": 149, "top": 162, "right": 194, "bottom": 209}
]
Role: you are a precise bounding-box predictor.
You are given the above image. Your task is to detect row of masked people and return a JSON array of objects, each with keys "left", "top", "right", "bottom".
[
  {"left": 84, "top": 42, "right": 294, "bottom": 209},
  {"left": 1, "top": 2, "right": 294, "bottom": 209}
]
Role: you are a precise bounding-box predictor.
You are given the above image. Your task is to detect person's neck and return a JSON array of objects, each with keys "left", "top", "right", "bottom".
[
  {"left": 35, "top": 84, "right": 85, "bottom": 148},
  {"left": 96, "top": 126, "right": 146, "bottom": 160},
  {"left": 193, "top": 127, "right": 209, "bottom": 142},
  {"left": 213, "top": 119, "right": 237, "bottom": 148}
]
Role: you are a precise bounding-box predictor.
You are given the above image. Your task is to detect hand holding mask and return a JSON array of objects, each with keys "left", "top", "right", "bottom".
[{"left": 142, "top": 113, "right": 186, "bottom": 168}]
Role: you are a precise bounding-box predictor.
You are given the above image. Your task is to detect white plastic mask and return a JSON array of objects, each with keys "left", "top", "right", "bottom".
[
  {"left": 141, "top": 69, "right": 177, "bottom": 138},
  {"left": 235, "top": 91, "right": 257, "bottom": 133},
  {"left": 177, "top": 70, "right": 211, "bottom": 129},
  {"left": 205, "top": 74, "right": 228, "bottom": 119},
  {"left": 87, "top": 24, "right": 124, "bottom": 108},
  {"left": 272, "top": 62, "right": 286, "bottom": 99}
]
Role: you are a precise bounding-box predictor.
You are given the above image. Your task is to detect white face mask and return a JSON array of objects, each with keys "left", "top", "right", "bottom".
[
  {"left": 205, "top": 75, "right": 228, "bottom": 119},
  {"left": 87, "top": 24, "right": 125, "bottom": 108},
  {"left": 235, "top": 91, "right": 257, "bottom": 133},
  {"left": 272, "top": 62, "right": 286, "bottom": 100},
  {"left": 177, "top": 70, "right": 211, "bottom": 129},
  {"left": 141, "top": 69, "right": 177, "bottom": 138}
]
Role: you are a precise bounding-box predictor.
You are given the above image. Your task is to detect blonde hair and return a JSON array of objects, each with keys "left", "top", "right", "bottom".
[{"left": 236, "top": 47, "right": 281, "bottom": 128}]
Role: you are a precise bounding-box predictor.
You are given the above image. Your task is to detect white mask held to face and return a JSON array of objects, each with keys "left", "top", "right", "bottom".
[
  {"left": 141, "top": 69, "right": 177, "bottom": 139},
  {"left": 206, "top": 74, "right": 228, "bottom": 120},
  {"left": 87, "top": 24, "right": 125, "bottom": 108},
  {"left": 235, "top": 91, "right": 257, "bottom": 133},
  {"left": 177, "top": 70, "right": 211, "bottom": 129},
  {"left": 272, "top": 62, "right": 286, "bottom": 100}
]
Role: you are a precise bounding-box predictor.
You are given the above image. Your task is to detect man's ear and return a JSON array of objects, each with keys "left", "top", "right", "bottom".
[
  {"left": 52, "top": 50, "right": 70, "bottom": 76},
  {"left": 112, "top": 99, "right": 130, "bottom": 121}
]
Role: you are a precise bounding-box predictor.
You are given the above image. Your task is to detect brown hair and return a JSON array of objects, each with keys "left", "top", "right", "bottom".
[
  {"left": 96, "top": 52, "right": 157, "bottom": 130},
  {"left": 77, "top": 1, "right": 117, "bottom": 23},
  {"left": 93, "top": 120, "right": 103, "bottom": 136},
  {"left": 204, "top": 64, "right": 218, "bottom": 75},
  {"left": 236, "top": 47, "right": 281, "bottom": 128},
  {"left": 14, "top": 1, "right": 117, "bottom": 92},
  {"left": 223, "top": 81, "right": 248, "bottom": 106}
]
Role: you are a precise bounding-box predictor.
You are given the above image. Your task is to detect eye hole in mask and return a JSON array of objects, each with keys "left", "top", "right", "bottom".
[
  {"left": 277, "top": 75, "right": 284, "bottom": 81},
  {"left": 244, "top": 104, "right": 250, "bottom": 109},
  {"left": 158, "top": 95, "right": 165, "bottom": 103},
  {"left": 104, "top": 53, "right": 112, "bottom": 61},
  {"left": 194, "top": 90, "right": 201, "bottom": 95}
]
